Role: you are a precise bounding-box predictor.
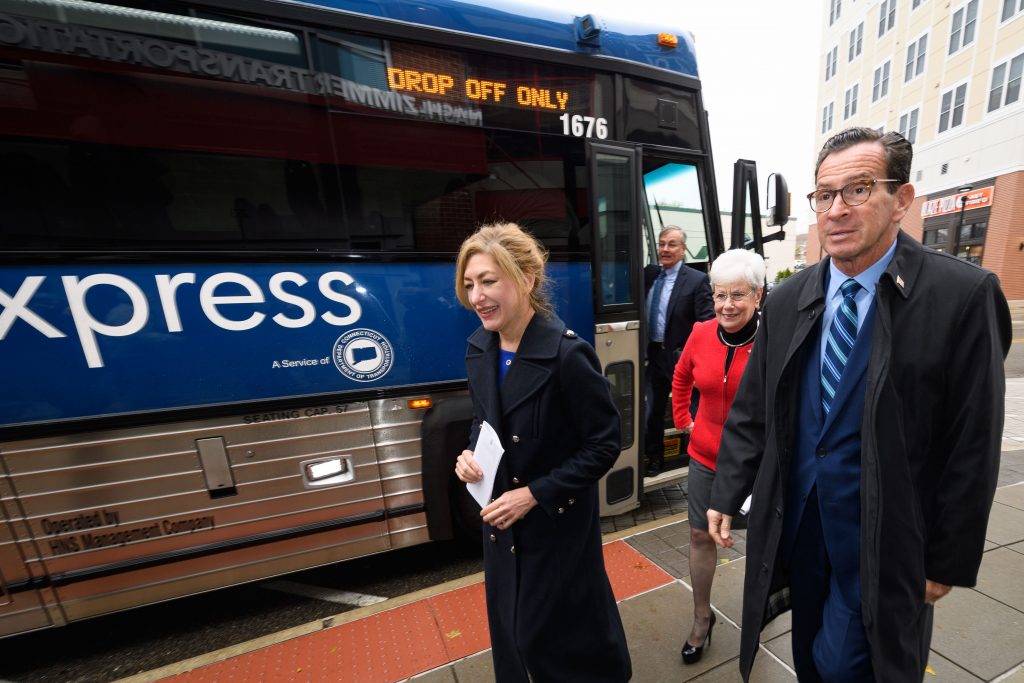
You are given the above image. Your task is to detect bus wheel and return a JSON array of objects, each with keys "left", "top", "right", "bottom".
[{"left": 451, "top": 474, "right": 482, "bottom": 542}]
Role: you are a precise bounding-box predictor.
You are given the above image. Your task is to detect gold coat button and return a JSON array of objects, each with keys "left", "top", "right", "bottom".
[
  {"left": 558, "top": 507, "right": 565, "bottom": 514},
  {"left": 510, "top": 545, "right": 516, "bottom": 554},
  {"left": 512, "top": 477, "right": 520, "bottom": 484},
  {"left": 512, "top": 435, "right": 520, "bottom": 443},
  {"left": 489, "top": 534, "right": 497, "bottom": 542},
  {"left": 568, "top": 498, "right": 575, "bottom": 505}
]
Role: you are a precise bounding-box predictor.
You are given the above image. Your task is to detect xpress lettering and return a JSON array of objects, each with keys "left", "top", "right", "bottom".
[
  {"left": 0, "top": 262, "right": 490, "bottom": 427},
  {"left": 0, "top": 269, "right": 361, "bottom": 368}
]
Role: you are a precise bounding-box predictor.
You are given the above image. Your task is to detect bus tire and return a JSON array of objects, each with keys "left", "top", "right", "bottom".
[
  {"left": 420, "top": 395, "right": 475, "bottom": 542},
  {"left": 450, "top": 471, "right": 483, "bottom": 543}
]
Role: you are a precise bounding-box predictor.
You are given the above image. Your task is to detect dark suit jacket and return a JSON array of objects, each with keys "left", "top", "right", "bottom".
[
  {"left": 709, "top": 231, "right": 1011, "bottom": 681},
  {"left": 644, "top": 262, "right": 714, "bottom": 355},
  {"left": 784, "top": 297, "right": 877, "bottom": 608}
]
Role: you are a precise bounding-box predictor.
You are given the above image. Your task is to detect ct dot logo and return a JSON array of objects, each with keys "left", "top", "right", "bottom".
[{"left": 332, "top": 329, "right": 395, "bottom": 382}]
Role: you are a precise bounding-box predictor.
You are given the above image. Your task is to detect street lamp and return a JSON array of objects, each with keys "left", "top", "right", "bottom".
[{"left": 955, "top": 184, "right": 973, "bottom": 257}]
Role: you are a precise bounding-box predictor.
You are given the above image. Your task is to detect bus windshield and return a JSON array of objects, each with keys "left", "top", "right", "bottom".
[{"left": 644, "top": 162, "right": 711, "bottom": 265}]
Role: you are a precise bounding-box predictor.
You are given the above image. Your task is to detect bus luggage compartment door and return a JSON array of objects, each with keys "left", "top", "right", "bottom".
[
  {"left": 0, "top": 472, "right": 55, "bottom": 636},
  {"left": 0, "top": 402, "right": 396, "bottom": 633}
]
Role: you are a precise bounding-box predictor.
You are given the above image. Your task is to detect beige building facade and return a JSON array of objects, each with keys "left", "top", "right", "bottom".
[{"left": 810, "top": 0, "right": 1024, "bottom": 298}]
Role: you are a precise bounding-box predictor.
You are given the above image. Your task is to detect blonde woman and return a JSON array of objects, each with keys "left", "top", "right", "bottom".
[{"left": 454, "top": 223, "right": 631, "bottom": 683}]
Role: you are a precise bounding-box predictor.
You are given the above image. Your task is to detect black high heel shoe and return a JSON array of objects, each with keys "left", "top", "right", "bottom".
[{"left": 681, "top": 612, "right": 716, "bottom": 664}]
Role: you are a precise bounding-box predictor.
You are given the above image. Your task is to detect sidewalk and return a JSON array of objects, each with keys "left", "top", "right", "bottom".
[{"left": 123, "top": 378, "right": 1024, "bottom": 683}]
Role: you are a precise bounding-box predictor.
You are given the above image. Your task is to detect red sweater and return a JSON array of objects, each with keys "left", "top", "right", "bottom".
[{"left": 671, "top": 319, "right": 755, "bottom": 472}]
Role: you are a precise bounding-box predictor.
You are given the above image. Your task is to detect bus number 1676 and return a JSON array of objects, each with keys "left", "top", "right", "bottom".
[{"left": 559, "top": 114, "right": 609, "bottom": 139}]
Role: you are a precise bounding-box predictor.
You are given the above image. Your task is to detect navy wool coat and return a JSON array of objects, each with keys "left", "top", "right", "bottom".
[
  {"left": 465, "top": 313, "right": 631, "bottom": 683},
  {"left": 710, "top": 232, "right": 1011, "bottom": 681}
]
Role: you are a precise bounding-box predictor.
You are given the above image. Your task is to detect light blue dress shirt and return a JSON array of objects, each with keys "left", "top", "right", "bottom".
[
  {"left": 647, "top": 261, "right": 682, "bottom": 343},
  {"left": 819, "top": 238, "right": 898, "bottom": 369}
]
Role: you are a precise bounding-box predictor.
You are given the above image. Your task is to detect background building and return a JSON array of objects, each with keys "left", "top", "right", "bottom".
[{"left": 806, "top": 0, "right": 1024, "bottom": 298}]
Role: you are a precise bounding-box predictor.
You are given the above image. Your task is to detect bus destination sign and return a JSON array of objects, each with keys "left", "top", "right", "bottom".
[
  {"left": 0, "top": 11, "right": 612, "bottom": 138},
  {"left": 387, "top": 68, "right": 569, "bottom": 111}
]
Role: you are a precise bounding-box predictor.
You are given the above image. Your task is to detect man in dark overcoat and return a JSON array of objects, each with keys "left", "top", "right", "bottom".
[
  {"left": 707, "top": 128, "right": 1011, "bottom": 681},
  {"left": 464, "top": 312, "right": 631, "bottom": 683},
  {"left": 644, "top": 225, "right": 714, "bottom": 474}
]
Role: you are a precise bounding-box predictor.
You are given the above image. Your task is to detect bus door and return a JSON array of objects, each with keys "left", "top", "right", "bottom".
[
  {"left": 588, "top": 142, "right": 643, "bottom": 516},
  {"left": 639, "top": 153, "right": 722, "bottom": 482}
]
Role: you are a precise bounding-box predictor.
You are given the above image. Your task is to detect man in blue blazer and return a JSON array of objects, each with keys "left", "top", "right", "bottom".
[
  {"left": 643, "top": 226, "right": 714, "bottom": 475},
  {"left": 707, "top": 128, "right": 1011, "bottom": 681}
]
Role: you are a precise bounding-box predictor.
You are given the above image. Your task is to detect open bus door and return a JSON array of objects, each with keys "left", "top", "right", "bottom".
[
  {"left": 638, "top": 152, "right": 722, "bottom": 489},
  {"left": 638, "top": 158, "right": 789, "bottom": 492}
]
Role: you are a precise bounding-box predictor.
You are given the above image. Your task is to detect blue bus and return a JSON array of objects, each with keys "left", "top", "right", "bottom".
[{"left": 0, "top": 0, "right": 786, "bottom": 636}]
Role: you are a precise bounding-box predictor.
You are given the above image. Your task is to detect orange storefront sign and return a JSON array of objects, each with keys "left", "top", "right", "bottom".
[{"left": 920, "top": 186, "right": 994, "bottom": 219}]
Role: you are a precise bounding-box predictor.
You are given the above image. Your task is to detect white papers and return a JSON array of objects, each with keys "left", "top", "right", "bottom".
[
  {"left": 739, "top": 494, "right": 753, "bottom": 516},
  {"left": 466, "top": 421, "right": 504, "bottom": 509}
]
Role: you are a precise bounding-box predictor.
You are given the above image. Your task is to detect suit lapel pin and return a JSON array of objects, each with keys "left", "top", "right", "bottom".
[{"left": 896, "top": 275, "right": 905, "bottom": 289}]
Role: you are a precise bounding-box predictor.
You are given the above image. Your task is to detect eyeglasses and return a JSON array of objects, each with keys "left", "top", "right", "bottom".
[
  {"left": 713, "top": 290, "right": 754, "bottom": 304},
  {"left": 806, "top": 178, "right": 901, "bottom": 213}
]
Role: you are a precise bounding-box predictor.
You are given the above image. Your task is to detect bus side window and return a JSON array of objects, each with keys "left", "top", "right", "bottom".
[
  {"left": 594, "top": 152, "right": 633, "bottom": 306},
  {"left": 0, "top": 8, "right": 340, "bottom": 250}
]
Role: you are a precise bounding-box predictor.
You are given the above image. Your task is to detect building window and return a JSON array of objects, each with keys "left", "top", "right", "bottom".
[
  {"left": 922, "top": 227, "right": 949, "bottom": 247},
  {"left": 849, "top": 22, "right": 864, "bottom": 61},
  {"left": 879, "top": 0, "right": 897, "bottom": 37},
  {"left": 949, "top": 0, "right": 978, "bottom": 55},
  {"left": 959, "top": 220, "right": 987, "bottom": 242},
  {"left": 825, "top": 45, "right": 839, "bottom": 81},
  {"left": 905, "top": 34, "right": 928, "bottom": 81},
  {"left": 830, "top": 0, "right": 842, "bottom": 25},
  {"left": 873, "top": 61, "right": 891, "bottom": 101},
  {"left": 957, "top": 243, "right": 983, "bottom": 264},
  {"left": 1002, "top": 0, "right": 1023, "bottom": 21},
  {"left": 822, "top": 102, "right": 835, "bottom": 134},
  {"left": 844, "top": 84, "right": 859, "bottom": 119},
  {"left": 913, "top": 0, "right": 925, "bottom": 8},
  {"left": 987, "top": 53, "right": 1024, "bottom": 112},
  {"left": 939, "top": 83, "right": 967, "bottom": 132},
  {"left": 899, "top": 107, "right": 920, "bottom": 143}
]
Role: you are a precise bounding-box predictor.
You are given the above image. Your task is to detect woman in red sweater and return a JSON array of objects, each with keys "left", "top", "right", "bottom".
[{"left": 672, "top": 248, "right": 765, "bottom": 664}]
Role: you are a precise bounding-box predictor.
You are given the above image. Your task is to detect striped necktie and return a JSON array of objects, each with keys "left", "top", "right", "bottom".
[
  {"left": 648, "top": 268, "right": 666, "bottom": 342},
  {"left": 821, "top": 278, "right": 862, "bottom": 416}
]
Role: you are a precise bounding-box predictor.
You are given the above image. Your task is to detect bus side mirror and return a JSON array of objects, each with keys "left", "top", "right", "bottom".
[{"left": 766, "top": 173, "right": 790, "bottom": 228}]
